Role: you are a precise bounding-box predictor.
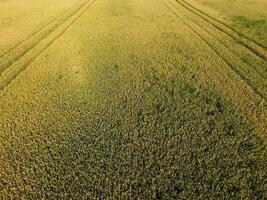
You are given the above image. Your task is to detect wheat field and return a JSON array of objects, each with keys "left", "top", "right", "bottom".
[{"left": 0, "top": 0, "right": 266, "bottom": 199}]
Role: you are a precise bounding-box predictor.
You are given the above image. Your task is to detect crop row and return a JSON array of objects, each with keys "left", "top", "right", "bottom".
[
  {"left": 161, "top": 0, "right": 266, "bottom": 134},
  {"left": 0, "top": 0, "right": 96, "bottom": 90}
]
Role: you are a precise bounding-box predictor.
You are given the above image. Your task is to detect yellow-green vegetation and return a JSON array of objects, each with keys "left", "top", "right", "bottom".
[
  {"left": 0, "top": 0, "right": 266, "bottom": 199},
  {"left": 188, "top": 0, "right": 267, "bottom": 46},
  {"left": 0, "top": 0, "right": 82, "bottom": 56}
]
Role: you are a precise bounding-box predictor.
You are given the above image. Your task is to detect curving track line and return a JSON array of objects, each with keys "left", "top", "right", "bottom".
[
  {"left": 167, "top": 0, "right": 266, "bottom": 79},
  {"left": 175, "top": 0, "right": 267, "bottom": 61},
  {"left": 0, "top": 0, "right": 89, "bottom": 75},
  {"left": 165, "top": 0, "right": 267, "bottom": 97},
  {"left": 0, "top": 0, "right": 96, "bottom": 91},
  {"left": 178, "top": 0, "right": 267, "bottom": 50},
  {"left": 0, "top": 0, "right": 86, "bottom": 59},
  {"left": 161, "top": 0, "right": 266, "bottom": 100}
]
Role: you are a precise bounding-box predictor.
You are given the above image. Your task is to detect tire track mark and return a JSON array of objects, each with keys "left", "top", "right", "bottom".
[
  {"left": 175, "top": 0, "right": 267, "bottom": 61},
  {"left": 0, "top": 0, "right": 89, "bottom": 75},
  {"left": 166, "top": 0, "right": 267, "bottom": 97},
  {"left": 0, "top": 0, "right": 96, "bottom": 91},
  {"left": 161, "top": 0, "right": 265, "bottom": 101},
  {"left": 179, "top": 0, "right": 267, "bottom": 50},
  {"left": 0, "top": 0, "right": 84, "bottom": 59},
  {"left": 168, "top": 0, "right": 266, "bottom": 79}
]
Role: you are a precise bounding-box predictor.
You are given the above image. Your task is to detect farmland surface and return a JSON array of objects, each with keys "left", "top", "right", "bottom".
[{"left": 0, "top": 0, "right": 266, "bottom": 199}]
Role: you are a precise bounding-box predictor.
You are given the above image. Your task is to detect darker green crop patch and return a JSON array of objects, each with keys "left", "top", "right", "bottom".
[
  {"left": 232, "top": 16, "right": 265, "bottom": 29},
  {"left": 20, "top": 65, "right": 264, "bottom": 199},
  {"left": 180, "top": 83, "right": 196, "bottom": 97}
]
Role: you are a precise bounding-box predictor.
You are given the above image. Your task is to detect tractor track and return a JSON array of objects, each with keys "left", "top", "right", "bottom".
[
  {"left": 165, "top": 0, "right": 267, "bottom": 98},
  {"left": 179, "top": 0, "right": 267, "bottom": 50},
  {"left": 167, "top": 0, "right": 266, "bottom": 79},
  {"left": 161, "top": 0, "right": 266, "bottom": 101},
  {"left": 175, "top": 0, "right": 267, "bottom": 61},
  {"left": 0, "top": 0, "right": 96, "bottom": 91},
  {"left": 0, "top": 0, "right": 84, "bottom": 59},
  {"left": 0, "top": 0, "right": 89, "bottom": 75}
]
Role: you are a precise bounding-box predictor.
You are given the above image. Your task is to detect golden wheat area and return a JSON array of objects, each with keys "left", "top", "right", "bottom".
[{"left": 0, "top": 0, "right": 266, "bottom": 199}]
